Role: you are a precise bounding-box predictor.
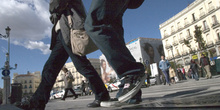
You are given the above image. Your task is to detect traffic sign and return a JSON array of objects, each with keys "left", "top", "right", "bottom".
[{"left": 2, "top": 69, "right": 10, "bottom": 76}]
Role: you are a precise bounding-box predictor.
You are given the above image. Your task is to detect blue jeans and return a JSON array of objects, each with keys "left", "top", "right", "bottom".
[
  {"left": 31, "top": 31, "right": 109, "bottom": 105},
  {"left": 85, "top": 0, "right": 144, "bottom": 79},
  {"left": 162, "top": 70, "right": 170, "bottom": 84}
]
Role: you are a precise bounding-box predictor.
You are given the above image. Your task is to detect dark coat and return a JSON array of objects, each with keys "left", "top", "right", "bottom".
[
  {"left": 49, "top": 0, "right": 86, "bottom": 50},
  {"left": 200, "top": 56, "right": 210, "bottom": 67},
  {"left": 190, "top": 63, "right": 198, "bottom": 74}
]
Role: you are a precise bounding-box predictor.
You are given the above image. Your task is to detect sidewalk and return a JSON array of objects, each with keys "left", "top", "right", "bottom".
[{"left": 1, "top": 75, "right": 220, "bottom": 110}]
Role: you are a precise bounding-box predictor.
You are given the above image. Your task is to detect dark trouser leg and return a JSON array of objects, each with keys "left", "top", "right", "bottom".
[
  {"left": 58, "top": 32, "right": 110, "bottom": 101},
  {"left": 85, "top": 0, "right": 144, "bottom": 79},
  {"left": 63, "top": 89, "right": 69, "bottom": 99},
  {"left": 31, "top": 33, "right": 69, "bottom": 106},
  {"left": 69, "top": 88, "right": 76, "bottom": 96}
]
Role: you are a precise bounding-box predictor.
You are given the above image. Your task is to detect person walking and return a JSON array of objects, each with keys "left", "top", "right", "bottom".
[
  {"left": 58, "top": 67, "right": 78, "bottom": 100},
  {"left": 18, "top": 0, "right": 146, "bottom": 109},
  {"left": 169, "top": 67, "right": 176, "bottom": 84},
  {"left": 200, "top": 53, "right": 212, "bottom": 79},
  {"left": 190, "top": 59, "right": 199, "bottom": 81},
  {"left": 85, "top": 0, "right": 146, "bottom": 107},
  {"left": 18, "top": 0, "right": 110, "bottom": 109},
  {"left": 159, "top": 55, "right": 171, "bottom": 86}
]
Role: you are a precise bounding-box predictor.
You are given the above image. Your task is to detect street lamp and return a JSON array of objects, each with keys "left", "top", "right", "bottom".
[{"left": 0, "top": 26, "right": 17, "bottom": 104}]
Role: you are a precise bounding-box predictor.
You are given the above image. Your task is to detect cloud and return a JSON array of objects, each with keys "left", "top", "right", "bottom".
[{"left": 0, "top": 0, "right": 52, "bottom": 54}]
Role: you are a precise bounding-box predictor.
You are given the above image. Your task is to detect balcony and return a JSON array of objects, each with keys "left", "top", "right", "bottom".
[
  {"left": 199, "top": 12, "right": 206, "bottom": 19},
  {"left": 207, "top": 41, "right": 214, "bottom": 47},
  {"left": 208, "top": 6, "right": 215, "bottom": 13},
  {"left": 212, "top": 21, "right": 220, "bottom": 29},
  {"left": 179, "top": 38, "right": 185, "bottom": 43},
  {"left": 173, "top": 41, "right": 178, "bottom": 46},
  {"left": 184, "top": 22, "right": 190, "bottom": 28},
  {"left": 186, "top": 35, "right": 193, "bottom": 40},
  {"left": 203, "top": 27, "right": 210, "bottom": 33},
  {"left": 165, "top": 44, "right": 171, "bottom": 49}
]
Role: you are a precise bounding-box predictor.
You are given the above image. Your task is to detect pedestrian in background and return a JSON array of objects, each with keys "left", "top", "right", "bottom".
[
  {"left": 200, "top": 53, "right": 212, "bottom": 79},
  {"left": 159, "top": 55, "right": 171, "bottom": 86},
  {"left": 169, "top": 67, "right": 176, "bottom": 84},
  {"left": 190, "top": 59, "right": 199, "bottom": 81},
  {"left": 59, "top": 67, "right": 78, "bottom": 100},
  {"left": 177, "top": 68, "right": 183, "bottom": 81}
]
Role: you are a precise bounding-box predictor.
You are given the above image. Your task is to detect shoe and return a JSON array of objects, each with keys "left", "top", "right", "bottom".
[
  {"left": 61, "top": 98, "right": 65, "bottom": 101},
  {"left": 74, "top": 95, "right": 78, "bottom": 99},
  {"left": 100, "top": 98, "right": 120, "bottom": 107},
  {"left": 87, "top": 100, "right": 101, "bottom": 107},
  {"left": 126, "top": 98, "right": 142, "bottom": 104},
  {"left": 17, "top": 98, "right": 45, "bottom": 110},
  {"left": 118, "top": 73, "right": 146, "bottom": 102}
]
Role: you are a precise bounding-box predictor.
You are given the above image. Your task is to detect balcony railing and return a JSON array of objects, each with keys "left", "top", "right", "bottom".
[
  {"left": 207, "top": 41, "right": 214, "bottom": 47},
  {"left": 203, "top": 27, "right": 210, "bottom": 33},
  {"left": 186, "top": 35, "right": 193, "bottom": 40},
  {"left": 199, "top": 12, "right": 206, "bottom": 19},
  {"left": 212, "top": 21, "right": 220, "bottom": 29},
  {"left": 208, "top": 6, "right": 215, "bottom": 13},
  {"left": 165, "top": 44, "right": 171, "bottom": 49}
]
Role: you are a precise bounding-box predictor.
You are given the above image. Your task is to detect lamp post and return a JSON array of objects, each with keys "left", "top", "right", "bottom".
[
  {"left": 170, "top": 45, "right": 179, "bottom": 80},
  {"left": 0, "top": 26, "right": 17, "bottom": 104}
]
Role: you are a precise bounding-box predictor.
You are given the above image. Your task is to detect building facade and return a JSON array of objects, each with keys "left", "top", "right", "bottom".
[
  {"left": 159, "top": 0, "right": 220, "bottom": 65},
  {"left": 53, "top": 58, "right": 101, "bottom": 91},
  {"left": 12, "top": 71, "right": 41, "bottom": 96}
]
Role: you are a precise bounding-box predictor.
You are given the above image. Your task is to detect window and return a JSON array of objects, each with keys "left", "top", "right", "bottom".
[
  {"left": 177, "top": 22, "right": 180, "bottom": 29},
  {"left": 29, "top": 85, "right": 32, "bottom": 88},
  {"left": 164, "top": 30, "right": 167, "bottom": 37},
  {"left": 29, "top": 80, "right": 32, "bottom": 83},
  {"left": 203, "top": 20, "right": 209, "bottom": 30},
  {"left": 199, "top": 8, "right": 204, "bottom": 17},
  {"left": 187, "top": 29, "right": 191, "bottom": 36},
  {"left": 24, "top": 80, "right": 27, "bottom": 83},
  {"left": 192, "top": 13, "right": 196, "bottom": 21},
  {"left": 24, "top": 85, "right": 27, "bottom": 89},
  {"left": 171, "top": 26, "right": 174, "bottom": 33},
  {"left": 212, "top": 15, "right": 218, "bottom": 24},
  {"left": 184, "top": 18, "right": 188, "bottom": 25},
  {"left": 217, "top": 32, "right": 220, "bottom": 40}
]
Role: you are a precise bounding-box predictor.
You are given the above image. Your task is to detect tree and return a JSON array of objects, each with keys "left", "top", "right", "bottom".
[
  {"left": 183, "top": 26, "right": 207, "bottom": 56},
  {"left": 194, "top": 26, "right": 207, "bottom": 51}
]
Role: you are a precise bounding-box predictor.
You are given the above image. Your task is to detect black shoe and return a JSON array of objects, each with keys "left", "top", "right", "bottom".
[
  {"left": 17, "top": 98, "right": 45, "bottom": 110},
  {"left": 74, "top": 95, "right": 78, "bottom": 99},
  {"left": 87, "top": 100, "right": 101, "bottom": 108},
  {"left": 61, "top": 98, "right": 65, "bottom": 101},
  {"left": 118, "top": 73, "right": 146, "bottom": 102}
]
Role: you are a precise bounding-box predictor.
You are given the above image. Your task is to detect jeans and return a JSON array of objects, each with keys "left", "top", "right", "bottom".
[
  {"left": 31, "top": 31, "right": 109, "bottom": 105},
  {"left": 191, "top": 72, "right": 199, "bottom": 80},
  {"left": 162, "top": 70, "right": 170, "bottom": 84},
  {"left": 85, "top": 0, "right": 144, "bottom": 79}
]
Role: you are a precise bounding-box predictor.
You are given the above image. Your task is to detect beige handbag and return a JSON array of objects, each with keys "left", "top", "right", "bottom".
[{"left": 67, "top": 15, "right": 98, "bottom": 56}]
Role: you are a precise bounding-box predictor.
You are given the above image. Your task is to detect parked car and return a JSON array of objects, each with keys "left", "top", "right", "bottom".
[
  {"left": 53, "top": 90, "right": 65, "bottom": 99},
  {"left": 107, "top": 79, "right": 121, "bottom": 92}
]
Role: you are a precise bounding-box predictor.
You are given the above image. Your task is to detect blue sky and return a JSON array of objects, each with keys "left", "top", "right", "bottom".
[{"left": 0, "top": 0, "right": 195, "bottom": 88}]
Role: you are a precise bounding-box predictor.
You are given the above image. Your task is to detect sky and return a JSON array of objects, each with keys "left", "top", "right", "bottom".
[{"left": 0, "top": 0, "right": 195, "bottom": 88}]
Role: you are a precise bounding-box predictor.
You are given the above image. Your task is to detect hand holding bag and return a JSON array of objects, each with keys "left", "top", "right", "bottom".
[{"left": 67, "top": 9, "right": 98, "bottom": 56}]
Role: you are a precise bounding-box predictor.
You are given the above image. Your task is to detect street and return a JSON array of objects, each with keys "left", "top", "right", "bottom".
[
  {"left": 1, "top": 75, "right": 220, "bottom": 110},
  {"left": 46, "top": 75, "right": 220, "bottom": 110}
]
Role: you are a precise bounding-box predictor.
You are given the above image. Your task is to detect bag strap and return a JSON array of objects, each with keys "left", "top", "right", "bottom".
[{"left": 67, "top": 15, "right": 72, "bottom": 29}]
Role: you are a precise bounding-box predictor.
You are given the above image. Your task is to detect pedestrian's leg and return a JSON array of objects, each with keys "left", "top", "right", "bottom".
[
  {"left": 205, "top": 65, "right": 212, "bottom": 78},
  {"left": 25, "top": 32, "right": 69, "bottom": 108},
  {"left": 162, "top": 71, "right": 169, "bottom": 85},
  {"left": 62, "top": 89, "right": 68, "bottom": 100},
  {"left": 85, "top": 0, "right": 145, "bottom": 103},
  {"left": 58, "top": 28, "right": 110, "bottom": 105},
  {"left": 69, "top": 88, "right": 78, "bottom": 99}
]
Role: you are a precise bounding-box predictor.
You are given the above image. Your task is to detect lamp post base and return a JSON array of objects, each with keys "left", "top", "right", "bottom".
[{"left": 2, "top": 76, "right": 10, "bottom": 105}]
